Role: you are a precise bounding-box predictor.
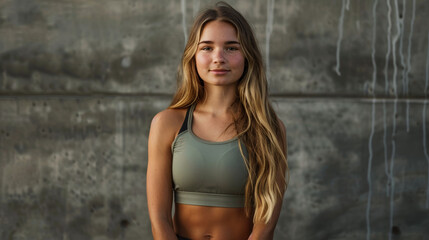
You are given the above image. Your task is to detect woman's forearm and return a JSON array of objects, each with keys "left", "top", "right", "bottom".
[
  {"left": 249, "top": 194, "right": 283, "bottom": 240},
  {"left": 151, "top": 218, "right": 177, "bottom": 240},
  {"left": 248, "top": 222, "right": 275, "bottom": 240}
]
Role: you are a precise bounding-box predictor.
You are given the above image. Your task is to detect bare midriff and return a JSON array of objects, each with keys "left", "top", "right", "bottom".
[{"left": 173, "top": 203, "right": 253, "bottom": 240}]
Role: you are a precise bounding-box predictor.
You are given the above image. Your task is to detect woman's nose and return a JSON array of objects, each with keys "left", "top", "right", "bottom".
[{"left": 213, "top": 48, "right": 226, "bottom": 63}]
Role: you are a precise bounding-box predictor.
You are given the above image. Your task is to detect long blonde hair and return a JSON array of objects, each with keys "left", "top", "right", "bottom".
[{"left": 169, "top": 2, "right": 288, "bottom": 224}]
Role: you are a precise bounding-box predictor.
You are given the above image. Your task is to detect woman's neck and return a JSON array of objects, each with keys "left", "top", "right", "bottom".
[{"left": 199, "top": 84, "right": 238, "bottom": 114}]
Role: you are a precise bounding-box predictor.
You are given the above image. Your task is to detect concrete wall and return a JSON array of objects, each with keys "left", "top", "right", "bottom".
[{"left": 1, "top": 0, "right": 428, "bottom": 239}]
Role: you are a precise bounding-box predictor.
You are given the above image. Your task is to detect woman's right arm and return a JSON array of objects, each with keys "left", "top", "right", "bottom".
[{"left": 147, "top": 110, "right": 180, "bottom": 240}]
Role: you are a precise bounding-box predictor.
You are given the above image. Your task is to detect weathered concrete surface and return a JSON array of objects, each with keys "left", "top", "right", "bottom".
[
  {"left": 0, "top": 0, "right": 184, "bottom": 94},
  {"left": 0, "top": 96, "right": 165, "bottom": 240},
  {"left": 273, "top": 97, "right": 429, "bottom": 239},
  {"left": 1, "top": 96, "right": 428, "bottom": 239},
  {"left": 0, "top": 0, "right": 429, "bottom": 239},
  {"left": 1, "top": 0, "right": 428, "bottom": 96}
]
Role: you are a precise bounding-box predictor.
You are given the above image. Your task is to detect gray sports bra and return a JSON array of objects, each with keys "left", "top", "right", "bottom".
[{"left": 171, "top": 104, "right": 248, "bottom": 208}]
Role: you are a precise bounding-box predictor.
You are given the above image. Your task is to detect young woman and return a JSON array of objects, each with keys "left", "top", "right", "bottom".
[{"left": 147, "top": 2, "right": 288, "bottom": 240}]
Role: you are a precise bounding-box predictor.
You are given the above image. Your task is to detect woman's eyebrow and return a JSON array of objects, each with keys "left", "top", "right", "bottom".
[{"left": 198, "top": 41, "right": 240, "bottom": 45}]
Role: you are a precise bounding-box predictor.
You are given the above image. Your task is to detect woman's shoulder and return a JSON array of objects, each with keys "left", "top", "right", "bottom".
[
  {"left": 275, "top": 117, "right": 286, "bottom": 138},
  {"left": 150, "top": 108, "right": 188, "bottom": 137},
  {"left": 152, "top": 108, "right": 187, "bottom": 124},
  {"left": 277, "top": 117, "right": 286, "bottom": 133}
]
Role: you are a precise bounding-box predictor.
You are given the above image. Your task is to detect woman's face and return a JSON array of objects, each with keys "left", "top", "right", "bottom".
[{"left": 195, "top": 20, "right": 245, "bottom": 87}]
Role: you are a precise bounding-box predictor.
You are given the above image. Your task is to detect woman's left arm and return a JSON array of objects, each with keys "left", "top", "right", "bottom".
[{"left": 249, "top": 119, "right": 287, "bottom": 240}]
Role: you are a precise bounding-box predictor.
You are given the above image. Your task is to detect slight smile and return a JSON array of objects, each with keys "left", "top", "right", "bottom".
[{"left": 210, "top": 69, "right": 230, "bottom": 74}]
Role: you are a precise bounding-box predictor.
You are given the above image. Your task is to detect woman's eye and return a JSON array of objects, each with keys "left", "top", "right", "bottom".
[
  {"left": 201, "top": 46, "right": 212, "bottom": 51},
  {"left": 226, "top": 47, "right": 238, "bottom": 51}
]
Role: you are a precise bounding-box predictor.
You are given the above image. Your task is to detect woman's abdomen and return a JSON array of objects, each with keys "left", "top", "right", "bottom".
[{"left": 173, "top": 203, "right": 253, "bottom": 240}]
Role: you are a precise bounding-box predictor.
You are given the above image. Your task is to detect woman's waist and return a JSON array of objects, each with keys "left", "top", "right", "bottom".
[{"left": 173, "top": 203, "right": 253, "bottom": 240}]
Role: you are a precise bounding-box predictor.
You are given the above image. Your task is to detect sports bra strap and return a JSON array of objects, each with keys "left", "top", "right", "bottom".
[{"left": 178, "top": 106, "right": 192, "bottom": 135}]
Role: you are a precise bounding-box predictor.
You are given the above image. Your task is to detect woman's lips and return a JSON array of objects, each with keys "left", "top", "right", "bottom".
[{"left": 210, "top": 69, "right": 230, "bottom": 74}]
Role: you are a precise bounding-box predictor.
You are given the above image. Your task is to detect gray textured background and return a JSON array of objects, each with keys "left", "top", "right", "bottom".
[{"left": 1, "top": 0, "right": 428, "bottom": 239}]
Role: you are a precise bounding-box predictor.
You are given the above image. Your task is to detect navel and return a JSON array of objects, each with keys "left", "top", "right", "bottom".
[{"left": 203, "top": 234, "right": 213, "bottom": 239}]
